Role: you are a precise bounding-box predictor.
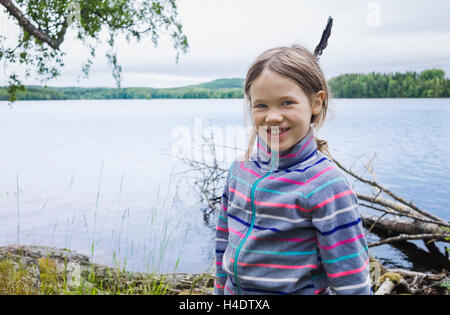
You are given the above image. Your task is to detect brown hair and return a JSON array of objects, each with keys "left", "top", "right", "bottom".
[{"left": 243, "top": 44, "right": 332, "bottom": 160}]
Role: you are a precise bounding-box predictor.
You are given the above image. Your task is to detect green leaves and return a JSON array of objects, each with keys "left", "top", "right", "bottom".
[{"left": 0, "top": 0, "right": 189, "bottom": 103}]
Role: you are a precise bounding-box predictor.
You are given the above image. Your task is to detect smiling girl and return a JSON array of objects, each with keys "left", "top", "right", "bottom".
[{"left": 214, "top": 40, "right": 372, "bottom": 295}]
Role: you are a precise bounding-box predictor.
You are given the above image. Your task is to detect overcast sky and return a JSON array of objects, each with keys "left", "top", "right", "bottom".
[{"left": 1, "top": 0, "right": 450, "bottom": 88}]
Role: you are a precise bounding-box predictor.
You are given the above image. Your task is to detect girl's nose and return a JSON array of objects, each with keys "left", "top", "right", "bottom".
[{"left": 265, "top": 110, "right": 283, "bottom": 124}]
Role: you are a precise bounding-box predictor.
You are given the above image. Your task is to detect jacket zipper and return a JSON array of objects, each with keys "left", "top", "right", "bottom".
[{"left": 233, "top": 168, "right": 274, "bottom": 295}]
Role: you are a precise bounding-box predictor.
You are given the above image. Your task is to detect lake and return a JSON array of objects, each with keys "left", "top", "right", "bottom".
[{"left": 0, "top": 98, "right": 449, "bottom": 273}]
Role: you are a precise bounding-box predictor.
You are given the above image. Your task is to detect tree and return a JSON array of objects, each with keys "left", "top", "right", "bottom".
[{"left": 0, "top": 0, "right": 189, "bottom": 103}]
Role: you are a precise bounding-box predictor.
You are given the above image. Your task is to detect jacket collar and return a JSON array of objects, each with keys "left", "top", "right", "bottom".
[{"left": 255, "top": 128, "right": 317, "bottom": 170}]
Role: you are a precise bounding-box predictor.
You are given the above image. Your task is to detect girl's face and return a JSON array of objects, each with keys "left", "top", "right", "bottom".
[{"left": 250, "top": 69, "right": 324, "bottom": 152}]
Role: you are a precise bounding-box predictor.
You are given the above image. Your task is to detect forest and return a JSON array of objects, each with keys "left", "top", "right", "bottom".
[
  {"left": 328, "top": 69, "right": 450, "bottom": 98},
  {"left": 0, "top": 70, "right": 449, "bottom": 101}
]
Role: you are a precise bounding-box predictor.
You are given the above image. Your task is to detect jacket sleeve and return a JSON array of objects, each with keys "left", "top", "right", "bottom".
[
  {"left": 214, "top": 163, "right": 232, "bottom": 295},
  {"left": 310, "top": 171, "right": 372, "bottom": 295}
]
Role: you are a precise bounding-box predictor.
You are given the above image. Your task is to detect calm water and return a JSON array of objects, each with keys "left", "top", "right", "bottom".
[{"left": 0, "top": 98, "right": 449, "bottom": 273}]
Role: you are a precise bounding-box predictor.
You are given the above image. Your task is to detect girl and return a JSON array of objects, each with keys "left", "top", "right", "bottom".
[{"left": 214, "top": 37, "right": 371, "bottom": 295}]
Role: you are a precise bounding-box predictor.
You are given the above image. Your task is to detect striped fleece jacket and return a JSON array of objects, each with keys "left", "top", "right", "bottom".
[{"left": 214, "top": 128, "right": 372, "bottom": 295}]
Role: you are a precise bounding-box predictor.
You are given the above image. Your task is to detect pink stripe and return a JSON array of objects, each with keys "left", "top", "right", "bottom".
[
  {"left": 311, "top": 190, "right": 354, "bottom": 210},
  {"left": 281, "top": 135, "right": 314, "bottom": 158},
  {"left": 327, "top": 258, "right": 370, "bottom": 278},
  {"left": 240, "top": 161, "right": 262, "bottom": 178},
  {"left": 267, "top": 166, "right": 334, "bottom": 185},
  {"left": 257, "top": 142, "right": 271, "bottom": 155},
  {"left": 229, "top": 187, "right": 251, "bottom": 202},
  {"left": 255, "top": 200, "right": 309, "bottom": 212},
  {"left": 221, "top": 203, "right": 228, "bottom": 211},
  {"left": 314, "top": 287, "right": 328, "bottom": 295},
  {"left": 230, "top": 257, "right": 317, "bottom": 270},
  {"left": 272, "top": 237, "right": 316, "bottom": 243},
  {"left": 258, "top": 135, "right": 314, "bottom": 158},
  {"left": 215, "top": 282, "right": 224, "bottom": 289},
  {"left": 229, "top": 187, "right": 352, "bottom": 213},
  {"left": 228, "top": 227, "right": 245, "bottom": 239},
  {"left": 318, "top": 234, "right": 364, "bottom": 250},
  {"left": 225, "top": 284, "right": 234, "bottom": 295},
  {"left": 216, "top": 226, "right": 229, "bottom": 233},
  {"left": 267, "top": 176, "right": 307, "bottom": 185},
  {"left": 215, "top": 261, "right": 222, "bottom": 265},
  {"left": 229, "top": 226, "right": 315, "bottom": 243}
]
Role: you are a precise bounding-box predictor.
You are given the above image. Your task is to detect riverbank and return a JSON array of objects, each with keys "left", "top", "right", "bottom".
[
  {"left": 0, "top": 245, "right": 214, "bottom": 295},
  {"left": 0, "top": 244, "right": 448, "bottom": 295}
]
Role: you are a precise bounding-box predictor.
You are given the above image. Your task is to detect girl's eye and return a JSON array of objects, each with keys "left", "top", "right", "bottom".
[
  {"left": 254, "top": 104, "right": 267, "bottom": 109},
  {"left": 282, "top": 101, "right": 294, "bottom": 106}
]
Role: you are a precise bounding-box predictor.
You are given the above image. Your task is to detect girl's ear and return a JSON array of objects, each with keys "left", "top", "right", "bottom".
[{"left": 311, "top": 91, "right": 325, "bottom": 115}]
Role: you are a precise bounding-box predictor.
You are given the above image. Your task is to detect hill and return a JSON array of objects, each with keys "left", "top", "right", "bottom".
[{"left": 1, "top": 69, "right": 449, "bottom": 101}]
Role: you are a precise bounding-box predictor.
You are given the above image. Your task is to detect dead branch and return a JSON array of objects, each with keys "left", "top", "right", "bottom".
[
  {"left": 333, "top": 157, "right": 448, "bottom": 224},
  {"left": 359, "top": 203, "right": 450, "bottom": 229},
  {"left": 386, "top": 269, "right": 446, "bottom": 281},
  {"left": 375, "top": 279, "right": 395, "bottom": 295},
  {"left": 361, "top": 214, "right": 444, "bottom": 236},
  {"left": 357, "top": 193, "right": 434, "bottom": 221},
  {"left": 368, "top": 233, "right": 450, "bottom": 248}
]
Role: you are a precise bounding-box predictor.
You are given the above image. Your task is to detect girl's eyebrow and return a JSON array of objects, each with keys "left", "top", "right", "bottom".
[{"left": 253, "top": 95, "right": 298, "bottom": 104}]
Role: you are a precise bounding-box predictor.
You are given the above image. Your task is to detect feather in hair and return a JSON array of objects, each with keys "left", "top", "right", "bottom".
[{"left": 314, "top": 16, "right": 333, "bottom": 58}]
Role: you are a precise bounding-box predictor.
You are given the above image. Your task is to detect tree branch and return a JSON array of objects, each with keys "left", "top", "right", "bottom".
[
  {"left": 368, "top": 233, "right": 450, "bottom": 248},
  {"left": 333, "top": 157, "right": 448, "bottom": 224},
  {"left": 359, "top": 202, "right": 450, "bottom": 229},
  {"left": 0, "top": 0, "right": 66, "bottom": 50}
]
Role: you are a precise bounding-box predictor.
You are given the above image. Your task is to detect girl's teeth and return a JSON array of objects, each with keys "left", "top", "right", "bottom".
[{"left": 268, "top": 128, "right": 288, "bottom": 135}]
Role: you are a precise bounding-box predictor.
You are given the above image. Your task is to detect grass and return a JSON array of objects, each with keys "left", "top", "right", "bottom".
[
  {"left": 0, "top": 254, "right": 173, "bottom": 295},
  {"left": 0, "top": 163, "right": 193, "bottom": 295}
]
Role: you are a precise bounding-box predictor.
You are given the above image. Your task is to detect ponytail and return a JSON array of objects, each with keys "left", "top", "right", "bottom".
[{"left": 314, "top": 137, "right": 332, "bottom": 159}]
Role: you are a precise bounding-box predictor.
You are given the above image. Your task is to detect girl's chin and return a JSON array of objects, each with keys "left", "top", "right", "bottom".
[{"left": 265, "top": 139, "right": 292, "bottom": 152}]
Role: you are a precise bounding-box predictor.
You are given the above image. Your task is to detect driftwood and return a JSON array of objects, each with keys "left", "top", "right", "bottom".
[
  {"left": 333, "top": 158, "right": 447, "bottom": 224},
  {"left": 362, "top": 215, "right": 444, "bottom": 236},
  {"left": 375, "top": 279, "right": 396, "bottom": 295},
  {"left": 331, "top": 156, "right": 449, "bottom": 247},
  {"left": 368, "top": 233, "right": 450, "bottom": 248}
]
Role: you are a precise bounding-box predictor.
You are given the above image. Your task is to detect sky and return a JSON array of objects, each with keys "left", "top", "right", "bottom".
[{"left": 1, "top": 0, "right": 450, "bottom": 88}]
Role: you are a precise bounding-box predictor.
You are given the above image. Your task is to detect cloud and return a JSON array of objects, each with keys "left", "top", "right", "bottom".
[{"left": 1, "top": 0, "right": 450, "bottom": 87}]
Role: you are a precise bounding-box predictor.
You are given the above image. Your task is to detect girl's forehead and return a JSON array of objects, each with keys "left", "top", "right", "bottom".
[{"left": 250, "top": 70, "right": 304, "bottom": 102}]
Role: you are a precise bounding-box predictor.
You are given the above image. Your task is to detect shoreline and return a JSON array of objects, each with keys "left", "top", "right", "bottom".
[
  {"left": 0, "top": 244, "right": 214, "bottom": 295},
  {"left": 0, "top": 244, "right": 448, "bottom": 295}
]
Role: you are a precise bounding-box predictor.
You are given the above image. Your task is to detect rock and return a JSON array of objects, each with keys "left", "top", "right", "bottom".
[{"left": 0, "top": 244, "right": 214, "bottom": 295}]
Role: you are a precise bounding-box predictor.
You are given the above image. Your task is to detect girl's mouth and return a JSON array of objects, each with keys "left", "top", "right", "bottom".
[{"left": 267, "top": 127, "right": 290, "bottom": 137}]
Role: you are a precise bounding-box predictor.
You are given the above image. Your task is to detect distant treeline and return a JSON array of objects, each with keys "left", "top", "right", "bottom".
[
  {"left": 328, "top": 69, "right": 450, "bottom": 98},
  {"left": 0, "top": 78, "right": 245, "bottom": 101},
  {"left": 1, "top": 70, "right": 449, "bottom": 101}
]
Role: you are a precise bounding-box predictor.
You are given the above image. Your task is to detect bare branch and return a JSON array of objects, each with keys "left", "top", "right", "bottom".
[
  {"left": 333, "top": 157, "right": 448, "bottom": 224},
  {"left": 359, "top": 202, "right": 450, "bottom": 229},
  {"left": 368, "top": 233, "right": 450, "bottom": 248}
]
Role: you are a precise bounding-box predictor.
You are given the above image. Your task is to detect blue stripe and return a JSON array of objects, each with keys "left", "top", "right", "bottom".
[
  {"left": 289, "top": 157, "right": 329, "bottom": 173},
  {"left": 301, "top": 149, "right": 317, "bottom": 162},
  {"left": 228, "top": 213, "right": 281, "bottom": 233},
  {"left": 320, "top": 218, "right": 362, "bottom": 236}
]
